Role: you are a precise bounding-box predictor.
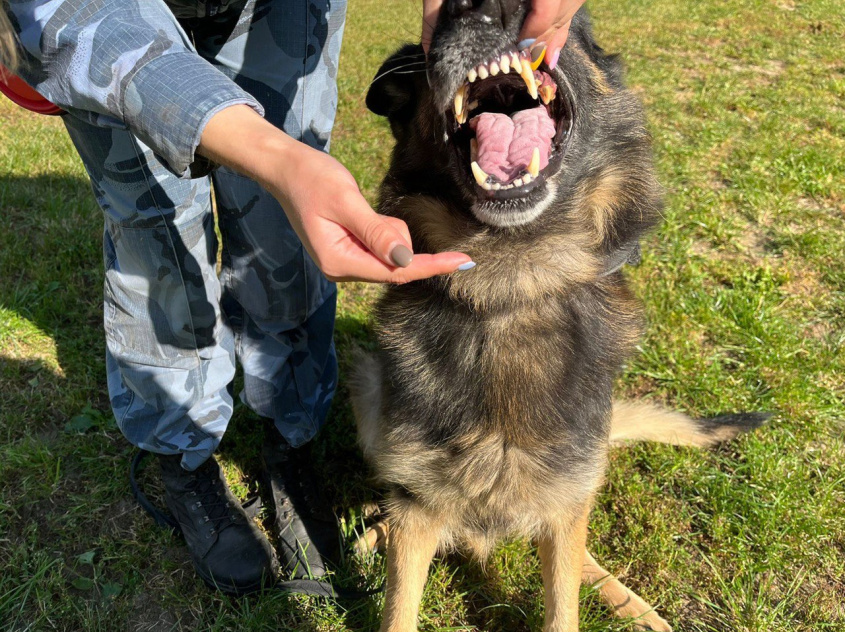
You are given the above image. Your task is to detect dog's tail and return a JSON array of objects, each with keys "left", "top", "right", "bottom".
[{"left": 610, "top": 401, "right": 770, "bottom": 448}]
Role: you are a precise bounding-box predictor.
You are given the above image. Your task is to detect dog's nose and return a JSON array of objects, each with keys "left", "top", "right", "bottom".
[
  {"left": 446, "top": 0, "right": 500, "bottom": 21},
  {"left": 447, "top": 0, "right": 477, "bottom": 16},
  {"left": 446, "top": 0, "right": 524, "bottom": 26}
]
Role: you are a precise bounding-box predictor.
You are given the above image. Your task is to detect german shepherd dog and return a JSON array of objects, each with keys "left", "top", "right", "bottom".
[{"left": 351, "top": 3, "right": 766, "bottom": 631}]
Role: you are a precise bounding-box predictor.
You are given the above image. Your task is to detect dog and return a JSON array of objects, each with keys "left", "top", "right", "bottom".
[{"left": 350, "top": 3, "right": 766, "bottom": 631}]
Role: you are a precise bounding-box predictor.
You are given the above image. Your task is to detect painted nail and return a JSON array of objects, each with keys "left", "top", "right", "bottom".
[
  {"left": 457, "top": 261, "right": 477, "bottom": 271},
  {"left": 517, "top": 38, "right": 536, "bottom": 51},
  {"left": 547, "top": 48, "right": 561, "bottom": 69},
  {"left": 530, "top": 43, "right": 547, "bottom": 70},
  {"left": 390, "top": 245, "right": 413, "bottom": 268}
]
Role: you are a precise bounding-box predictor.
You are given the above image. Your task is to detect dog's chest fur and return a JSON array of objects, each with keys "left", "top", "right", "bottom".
[{"left": 368, "top": 265, "right": 639, "bottom": 540}]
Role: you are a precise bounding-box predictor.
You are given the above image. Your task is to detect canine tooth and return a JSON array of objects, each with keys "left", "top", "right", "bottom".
[
  {"left": 471, "top": 161, "right": 489, "bottom": 187},
  {"left": 454, "top": 89, "right": 465, "bottom": 121},
  {"left": 470, "top": 138, "right": 478, "bottom": 161},
  {"left": 513, "top": 177, "right": 524, "bottom": 187},
  {"left": 477, "top": 64, "right": 489, "bottom": 80},
  {"left": 528, "top": 147, "right": 540, "bottom": 178},
  {"left": 510, "top": 52, "right": 523, "bottom": 74},
  {"left": 520, "top": 62, "right": 538, "bottom": 99},
  {"left": 467, "top": 68, "right": 478, "bottom": 83},
  {"left": 500, "top": 54, "right": 510, "bottom": 74}
]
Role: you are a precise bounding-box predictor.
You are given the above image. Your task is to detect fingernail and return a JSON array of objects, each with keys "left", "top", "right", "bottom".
[
  {"left": 547, "top": 48, "right": 561, "bottom": 69},
  {"left": 457, "top": 261, "right": 476, "bottom": 271},
  {"left": 530, "top": 43, "right": 547, "bottom": 70},
  {"left": 390, "top": 245, "right": 413, "bottom": 268},
  {"left": 517, "top": 38, "right": 536, "bottom": 51}
]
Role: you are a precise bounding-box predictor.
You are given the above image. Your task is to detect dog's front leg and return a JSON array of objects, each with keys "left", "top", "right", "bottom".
[
  {"left": 380, "top": 505, "right": 443, "bottom": 632},
  {"left": 538, "top": 504, "right": 591, "bottom": 632}
]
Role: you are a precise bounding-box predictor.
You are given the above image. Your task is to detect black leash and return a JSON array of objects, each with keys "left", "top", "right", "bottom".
[{"left": 129, "top": 450, "right": 383, "bottom": 600}]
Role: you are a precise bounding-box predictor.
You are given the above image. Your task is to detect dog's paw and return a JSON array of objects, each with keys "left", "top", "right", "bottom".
[
  {"left": 630, "top": 611, "right": 672, "bottom": 632},
  {"left": 353, "top": 519, "right": 389, "bottom": 555}
]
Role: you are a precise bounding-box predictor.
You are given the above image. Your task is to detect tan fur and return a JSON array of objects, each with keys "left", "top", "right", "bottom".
[
  {"left": 379, "top": 505, "right": 444, "bottom": 632},
  {"left": 380, "top": 195, "right": 601, "bottom": 311},
  {"left": 539, "top": 506, "right": 592, "bottom": 632},
  {"left": 353, "top": 349, "right": 606, "bottom": 560},
  {"left": 570, "top": 41, "right": 613, "bottom": 95},
  {"left": 610, "top": 401, "right": 740, "bottom": 447},
  {"left": 355, "top": 521, "right": 671, "bottom": 632}
]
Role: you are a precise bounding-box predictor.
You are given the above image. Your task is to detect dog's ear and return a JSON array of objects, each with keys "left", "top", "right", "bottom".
[{"left": 366, "top": 43, "right": 425, "bottom": 121}]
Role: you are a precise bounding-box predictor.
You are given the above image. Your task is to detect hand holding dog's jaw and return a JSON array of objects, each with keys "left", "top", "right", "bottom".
[
  {"left": 198, "top": 104, "right": 474, "bottom": 284},
  {"left": 421, "top": 0, "right": 584, "bottom": 68}
]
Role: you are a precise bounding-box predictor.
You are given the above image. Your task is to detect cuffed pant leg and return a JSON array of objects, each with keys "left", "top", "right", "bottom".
[{"left": 64, "top": 116, "right": 236, "bottom": 470}]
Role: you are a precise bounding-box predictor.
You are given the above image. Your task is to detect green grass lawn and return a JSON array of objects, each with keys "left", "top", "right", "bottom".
[{"left": 1, "top": 0, "right": 843, "bottom": 630}]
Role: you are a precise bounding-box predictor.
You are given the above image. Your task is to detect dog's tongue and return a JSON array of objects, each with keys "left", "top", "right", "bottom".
[{"left": 470, "top": 106, "right": 556, "bottom": 184}]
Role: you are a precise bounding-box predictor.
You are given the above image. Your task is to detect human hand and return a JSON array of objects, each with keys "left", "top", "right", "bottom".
[
  {"left": 263, "top": 142, "right": 474, "bottom": 283},
  {"left": 421, "top": 0, "right": 585, "bottom": 68},
  {"left": 519, "top": 0, "right": 585, "bottom": 68},
  {"left": 199, "top": 105, "right": 473, "bottom": 283}
]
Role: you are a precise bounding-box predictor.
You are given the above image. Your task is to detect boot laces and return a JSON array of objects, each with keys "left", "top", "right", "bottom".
[{"left": 186, "top": 475, "right": 238, "bottom": 534}]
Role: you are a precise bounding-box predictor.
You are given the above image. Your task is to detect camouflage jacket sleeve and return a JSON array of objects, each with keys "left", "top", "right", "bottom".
[{"left": 7, "top": 0, "right": 264, "bottom": 177}]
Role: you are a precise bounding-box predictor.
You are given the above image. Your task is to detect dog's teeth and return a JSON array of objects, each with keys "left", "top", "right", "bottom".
[
  {"left": 471, "top": 161, "right": 489, "bottom": 187},
  {"left": 520, "top": 63, "right": 538, "bottom": 99},
  {"left": 500, "top": 54, "right": 510, "bottom": 74},
  {"left": 539, "top": 84, "right": 556, "bottom": 105},
  {"left": 490, "top": 61, "right": 500, "bottom": 76},
  {"left": 510, "top": 52, "right": 523, "bottom": 74},
  {"left": 454, "top": 90, "right": 465, "bottom": 122},
  {"left": 454, "top": 84, "right": 470, "bottom": 124},
  {"left": 470, "top": 138, "right": 478, "bottom": 161},
  {"left": 513, "top": 177, "right": 524, "bottom": 187},
  {"left": 528, "top": 147, "right": 540, "bottom": 178},
  {"left": 492, "top": 182, "right": 502, "bottom": 190},
  {"left": 467, "top": 100, "right": 479, "bottom": 112},
  {"left": 522, "top": 173, "right": 533, "bottom": 184},
  {"left": 467, "top": 68, "right": 478, "bottom": 83},
  {"left": 477, "top": 64, "right": 489, "bottom": 80}
]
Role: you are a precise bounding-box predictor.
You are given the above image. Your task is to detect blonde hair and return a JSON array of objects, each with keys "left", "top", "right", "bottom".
[{"left": 1, "top": 4, "right": 19, "bottom": 72}]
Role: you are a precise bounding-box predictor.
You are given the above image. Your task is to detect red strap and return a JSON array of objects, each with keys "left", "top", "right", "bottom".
[{"left": 0, "top": 64, "right": 62, "bottom": 115}]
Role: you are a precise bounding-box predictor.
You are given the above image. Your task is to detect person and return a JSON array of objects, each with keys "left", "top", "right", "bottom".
[{"left": 2, "top": 0, "right": 583, "bottom": 595}]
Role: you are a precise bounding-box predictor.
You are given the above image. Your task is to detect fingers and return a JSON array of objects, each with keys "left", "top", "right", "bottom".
[
  {"left": 519, "top": 1, "right": 585, "bottom": 67},
  {"left": 382, "top": 216, "right": 413, "bottom": 249},
  {"left": 422, "top": 0, "right": 443, "bottom": 54},
  {"left": 544, "top": 20, "right": 572, "bottom": 67},
  {"left": 336, "top": 190, "right": 417, "bottom": 268},
  {"left": 326, "top": 250, "right": 474, "bottom": 284},
  {"left": 520, "top": 2, "right": 560, "bottom": 42}
]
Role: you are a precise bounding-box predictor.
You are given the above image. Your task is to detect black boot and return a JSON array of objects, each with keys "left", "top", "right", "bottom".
[
  {"left": 261, "top": 439, "right": 340, "bottom": 579},
  {"left": 159, "top": 454, "right": 277, "bottom": 594}
]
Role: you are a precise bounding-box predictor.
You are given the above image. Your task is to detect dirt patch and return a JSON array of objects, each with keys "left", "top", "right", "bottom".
[{"left": 128, "top": 593, "right": 181, "bottom": 632}]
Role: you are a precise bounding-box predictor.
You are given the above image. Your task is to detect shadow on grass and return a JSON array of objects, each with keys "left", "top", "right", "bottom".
[{"left": 0, "top": 172, "right": 389, "bottom": 629}]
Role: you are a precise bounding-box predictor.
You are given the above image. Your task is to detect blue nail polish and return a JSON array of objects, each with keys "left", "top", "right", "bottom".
[
  {"left": 517, "top": 38, "right": 536, "bottom": 51},
  {"left": 457, "top": 262, "right": 477, "bottom": 271}
]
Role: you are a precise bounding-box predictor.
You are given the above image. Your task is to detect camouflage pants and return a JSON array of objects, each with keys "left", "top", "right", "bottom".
[{"left": 63, "top": 0, "right": 347, "bottom": 470}]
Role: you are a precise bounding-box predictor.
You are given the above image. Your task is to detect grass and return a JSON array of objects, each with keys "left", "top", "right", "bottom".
[{"left": 1, "top": 0, "right": 843, "bottom": 630}]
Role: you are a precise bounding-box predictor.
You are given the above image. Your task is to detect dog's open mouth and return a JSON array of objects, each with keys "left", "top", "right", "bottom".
[{"left": 447, "top": 49, "right": 574, "bottom": 201}]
